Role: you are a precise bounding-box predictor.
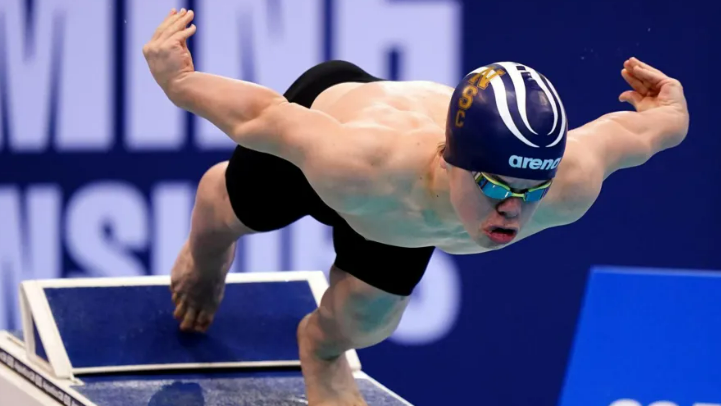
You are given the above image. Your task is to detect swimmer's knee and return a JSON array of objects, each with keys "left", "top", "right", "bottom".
[
  {"left": 195, "top": 161, "right": 256, "bottom": 235},
  {"left": 319, "top": 266, "right": 409, "bottom": 349},
  {"left": 196, "top": 162, "right": 230, "bottom": 210},
  {"left": 198, "top": 161, "right": 228, "bottom": 190}
]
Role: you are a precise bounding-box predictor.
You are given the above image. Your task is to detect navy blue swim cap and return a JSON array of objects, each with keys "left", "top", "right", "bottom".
[{"left": 443, "top": 62, "right": 568, "bottom": 181}]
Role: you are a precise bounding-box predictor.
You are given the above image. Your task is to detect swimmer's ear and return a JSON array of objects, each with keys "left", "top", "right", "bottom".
[{"left": 440, "top": 157, "right": 448, "bottom": 170}]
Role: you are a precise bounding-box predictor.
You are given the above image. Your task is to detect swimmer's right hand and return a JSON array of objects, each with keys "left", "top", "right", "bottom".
[
  {"left": 143, "top": 8, "right": 197, "bottom": 94},
  {"left": 170, "top": 241, "right": 233, "bottom": 333}
]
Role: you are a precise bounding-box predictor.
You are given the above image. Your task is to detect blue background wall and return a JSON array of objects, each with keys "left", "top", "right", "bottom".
[{"left": 0, "top": 1, "right": 719, "bottom": 405}]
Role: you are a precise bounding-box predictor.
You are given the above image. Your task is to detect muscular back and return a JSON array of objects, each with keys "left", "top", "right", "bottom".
[
  {"left": 288, "top": 81, "right": 483, "bottom": 251},
  {"left": 311, "top": 81, "right": 453, "bottom": 129}
]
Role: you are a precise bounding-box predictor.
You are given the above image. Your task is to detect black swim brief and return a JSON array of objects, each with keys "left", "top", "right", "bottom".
[{"left": 224, "top": 60, "right": 435, "bottom": 296}]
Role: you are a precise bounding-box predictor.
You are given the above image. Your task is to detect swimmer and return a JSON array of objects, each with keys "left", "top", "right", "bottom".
[{"left": 144, "top": 9, "right": 689, "bottom": 406}]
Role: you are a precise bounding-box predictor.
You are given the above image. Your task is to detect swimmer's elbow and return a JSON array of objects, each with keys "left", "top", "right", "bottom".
[
  {"left": 575, "top": 114, "right": 659, "bottom": 178},
  {"left": 229, "top": 99, "right": 295, "bottom": 155},
  {"left": 233, "top": 101, "right": 348, "bottom": 167}
]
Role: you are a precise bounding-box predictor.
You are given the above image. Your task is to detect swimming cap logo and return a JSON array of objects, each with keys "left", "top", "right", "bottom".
[
  {"left": 455, "top": 68, "right": 505, "bottom": 128},
  {"left": 467, "top": 67, "right": 506, "bottom": 90},
  {"left": 509, "top": 155, "right": 561, "bottom": 170},
  {"left": 454, "top": 85, "right": 479, "bottom": 128},
  {"left": 471, "top": 62, "right": 566, "bottom": 149}
]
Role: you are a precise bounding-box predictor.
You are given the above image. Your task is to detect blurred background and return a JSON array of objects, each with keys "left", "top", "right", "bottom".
[{"left": 0, "top": 0, "right": 719, "bottom": 405}]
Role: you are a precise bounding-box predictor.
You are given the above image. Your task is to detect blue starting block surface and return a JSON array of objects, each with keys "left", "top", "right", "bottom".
[
  {"left": 44, "top": 282, "right": 315, "bottom": 369},
  {"left": 0, "top": 272, "right": 412, "bottom": 405},
  {"left": 559, "top": 266, "right": 721, "bottom": 406},
  {"left": 19, "top": 273, "right": 339, "bottom": 375}
]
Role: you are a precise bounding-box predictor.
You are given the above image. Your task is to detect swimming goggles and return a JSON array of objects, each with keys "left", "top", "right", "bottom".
[{"left": 473, "top": 172, "right": 552, "bottom": 202}]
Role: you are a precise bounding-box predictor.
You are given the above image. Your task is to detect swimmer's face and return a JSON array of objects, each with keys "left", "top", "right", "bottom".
[{"left": 447, "top": 166, "right": 547, "bottom": 249}]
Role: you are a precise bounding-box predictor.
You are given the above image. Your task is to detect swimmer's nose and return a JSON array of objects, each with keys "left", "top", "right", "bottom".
[{"left": 496, "top": 197, "right": 522, "bottom": 219}]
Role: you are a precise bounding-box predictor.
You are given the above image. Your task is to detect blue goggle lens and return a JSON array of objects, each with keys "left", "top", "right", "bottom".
[{"left": 477, "top": 175, "right": 551, "bottom": 202}]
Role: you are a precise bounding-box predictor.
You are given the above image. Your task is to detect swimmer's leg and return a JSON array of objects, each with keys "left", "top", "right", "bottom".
[
  {"left": 297, "top": 224, "right": 434, "bottom": 405},
  {"left": 172, "top": 144, "right": 314, "bottom": 332},
  {"left": 171, "top": 161, "right": 254, "bottom": 332},
  {"left": 298, "top": 265, "right": 408, "bottom": 406}
]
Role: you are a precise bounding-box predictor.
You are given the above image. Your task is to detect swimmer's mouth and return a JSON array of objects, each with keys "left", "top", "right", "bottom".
[
  {"left": 493, "top": 227, "right": 516, "bottom": 234},
  {"left": 484, "top": 226, "right": 518, "bottom": 244}
]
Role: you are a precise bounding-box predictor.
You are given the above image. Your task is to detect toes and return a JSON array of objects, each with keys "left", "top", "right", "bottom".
[
  {"left": 173, "top": 297, "right": 187, "bottom": 321},
  {"left": 180, "top": 307, "right": 198, "bottom": 331},
  {"left": 195, "top": 310, "right": 215, "bottom": 332}
]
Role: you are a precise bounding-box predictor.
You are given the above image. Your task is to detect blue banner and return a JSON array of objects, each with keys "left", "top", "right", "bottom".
[
  {"left": 560, "top": 267, "right": 721, "bottom": 406},
  {"left": 1, "top": 1, "right": 719, "bottom": 405}
]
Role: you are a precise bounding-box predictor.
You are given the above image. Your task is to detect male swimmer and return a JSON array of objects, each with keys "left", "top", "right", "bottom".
[{"left": 143, "top": 9, "right": 689, "bottom": 406}]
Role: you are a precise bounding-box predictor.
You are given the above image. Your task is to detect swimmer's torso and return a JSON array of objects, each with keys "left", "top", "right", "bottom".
[
  {"left": 311, "top": 81, "right": 453, "bottom": 129},
  {"left": 295, "top": 81, "right": 528, "bottom": 254}
]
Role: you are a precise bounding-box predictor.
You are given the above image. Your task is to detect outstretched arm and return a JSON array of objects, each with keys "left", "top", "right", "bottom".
[
  {"left": 142, "top": 8, "right": 346, "bottom": 167},
  {"left": 168, "top": 71, "right": 342, "bottom": 164},
  {"left": 534, "top": 58, "right": 689, "bottom": 227},
  {"left": 570, "top": 58, "right": 689, "bottom": 179}
]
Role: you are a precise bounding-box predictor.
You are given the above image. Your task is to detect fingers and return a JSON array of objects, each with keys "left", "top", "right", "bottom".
[
  {"left": 171, "top": 24, "right": 197, "bottom": 43},
  {"left": 618, "top": 90, "right": 643, "bottom": 109},
  {"left": 629, "top": 57, "right": 665, "bottom": 76},
  {"left": 624, "top": 57, "right": 674, "bottom": 89},
  {"left": 171, "top": 9, "right": 195, "bottom": 36},
  {"left": 632, "top": 66, "right": 666, "bottom": 87},
  {"left": 151, "top": 9, "right": 177, "bottom": 40},
  {"left": 158, "top": 9, "right": 195, "bottom": 42},
  {"left": 153, "top": 8, "right": 181, "bottom": 41},
  {"left": 145, "top": 8, "right": 196, "bottom": 60},
  {"left": 621, "top": 68, "right": 649, "bottom": 96}
]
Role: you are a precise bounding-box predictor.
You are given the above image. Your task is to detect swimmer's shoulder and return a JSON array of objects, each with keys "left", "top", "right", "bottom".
[
  {"left": 314, "top": 82, "right": 451, "bottom": 132},
  {"left": 358, "top": 80, "right": 454, "bottom": 109},
  {"left": 311, "top": 82, "right": 366, "bottom": 113},
  {"left": 303, "top": 124, "right": 441, "bottom": 215},
  {"left": 361, "top": 81, "right": 453, "bottom": 128},
  {"left": 313, "top": 80, "right": 452, "bottom": 112}
]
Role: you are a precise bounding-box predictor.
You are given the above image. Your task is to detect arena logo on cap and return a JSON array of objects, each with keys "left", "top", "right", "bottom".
[{"left": 509, "top": 155, "right": 561, "bottom": 170}]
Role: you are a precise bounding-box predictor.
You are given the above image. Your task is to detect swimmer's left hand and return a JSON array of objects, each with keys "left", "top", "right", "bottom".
[
  {"left": 143, "top": 8, "right": 197, "bottom": 93},
  {"left": 619, "top": 58, "right": 689, "bottom": 145}
]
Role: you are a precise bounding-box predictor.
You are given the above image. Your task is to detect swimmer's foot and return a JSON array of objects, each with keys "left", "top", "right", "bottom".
[
  {"left": 297, "top": 314, "right": 368, "bottom": 406},
  {"left": 170, "top": 240, "right": 234, "bottom": 333}
]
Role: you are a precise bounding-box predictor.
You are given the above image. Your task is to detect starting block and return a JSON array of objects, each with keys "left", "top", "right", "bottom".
[{"left": 0, "top": 271, "right": 412, "bottom": 405}]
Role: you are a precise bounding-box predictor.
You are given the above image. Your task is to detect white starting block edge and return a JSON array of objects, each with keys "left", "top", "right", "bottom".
[
  {"left": 0, "top": 330, "right": 410, "bottom": 406},
  {"left": 0, "top": 331, "right": 93, "bottom": 406},
  {"left": 18, "top": 270, "right": 362, "bottom": 381}
]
